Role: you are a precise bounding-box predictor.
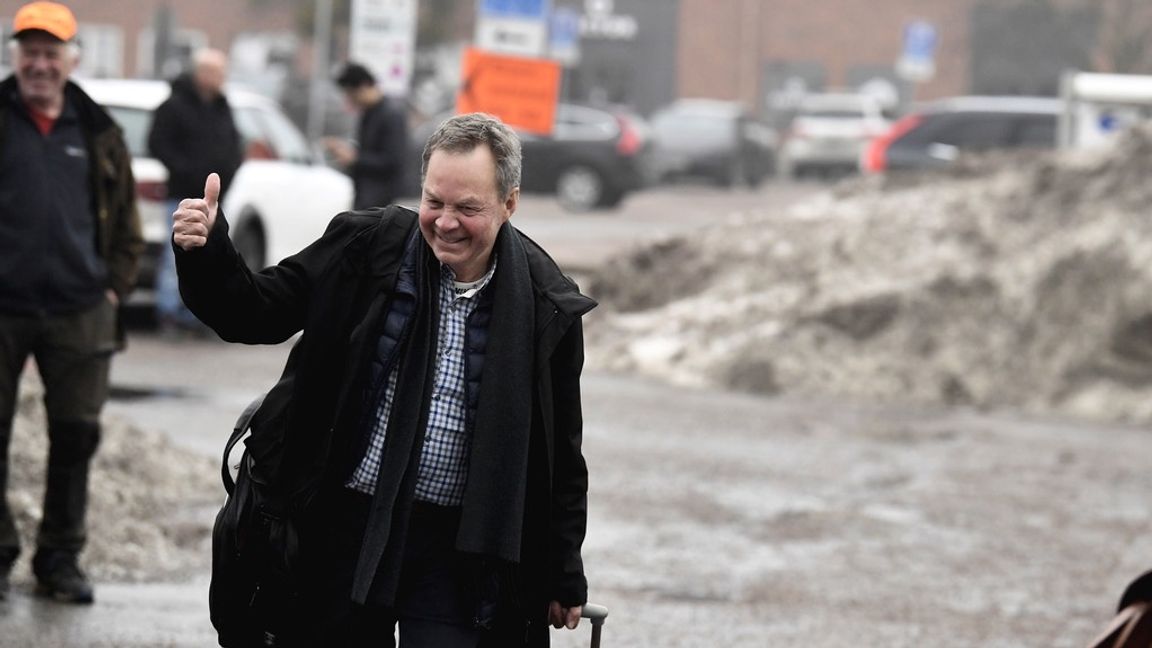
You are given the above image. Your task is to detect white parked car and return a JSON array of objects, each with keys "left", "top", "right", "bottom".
[
  {"left": 778, "top": 92, "right": 890, "bottom": 178},
  {"left": 79, "top": 78, "right": 353, "bottom": 307}
]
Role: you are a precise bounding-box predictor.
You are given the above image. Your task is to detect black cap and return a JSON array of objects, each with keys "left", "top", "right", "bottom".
[{"left": 334, "top": 62, "right": 376, "bottom": 89}]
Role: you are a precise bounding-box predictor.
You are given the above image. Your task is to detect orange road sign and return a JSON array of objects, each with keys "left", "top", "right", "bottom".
[{"left": 456, "top": 47, "right": 561, "bottom": 136}]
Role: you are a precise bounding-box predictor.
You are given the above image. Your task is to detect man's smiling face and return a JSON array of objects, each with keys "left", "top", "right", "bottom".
[
  {"left": 418, "top": 145, "right": 518, "bottom": 282},
  {"left": 13, "top": 31, "right": 75, "bottom": 113}
]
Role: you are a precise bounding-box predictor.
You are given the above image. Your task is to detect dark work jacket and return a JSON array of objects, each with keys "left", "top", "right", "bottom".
[
  {"left": 349, "top": 97, "right": 407, "bottom": 209},
  {"left": 176, "top": 206, "right": 595, "bottom": 646},
  {"left": 147, "top": 74, "right": 242, "bottom": 199},
  {"left": 0, "top": 76, "right": 143, "bottom": 326}
]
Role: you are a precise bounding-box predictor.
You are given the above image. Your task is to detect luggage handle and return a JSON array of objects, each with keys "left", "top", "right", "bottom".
[
  {"left": 581, "top": 603, "right": 609, "bottom": 648},
  {"left": 581, "top": 603, "right": 608, "bottom": 625}
]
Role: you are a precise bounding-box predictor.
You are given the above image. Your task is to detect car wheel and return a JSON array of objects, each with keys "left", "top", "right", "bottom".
[
  {"left": 556, "top": 165, "right": 605, "bottom": 212},
  {"left": 721, "top": 157, "right": 748, "bottom": 188},
  {"left": 746, "top": 166, "right": 767, "bottom": 188},
  {"left": 598, "top": 187, "right": 627, "bottom": 209},
  {"left": 232, "top": 218, "right": 266, "bottom": 272},
  {"left": 777, "top": 156, "right": 796, "bottom": 180}
]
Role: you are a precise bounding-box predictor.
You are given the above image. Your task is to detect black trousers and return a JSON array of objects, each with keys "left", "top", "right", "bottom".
[
  {"left": 297, "top": 489, "right": 485, "bottom": 647},
  {"left": 0, "top": 300, "right": 115, "bottom": 564}
]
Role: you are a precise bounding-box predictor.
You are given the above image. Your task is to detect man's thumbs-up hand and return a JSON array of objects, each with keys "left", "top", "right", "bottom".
[{"left": 172, "top": 173, "right": 220, "bottom": 251}]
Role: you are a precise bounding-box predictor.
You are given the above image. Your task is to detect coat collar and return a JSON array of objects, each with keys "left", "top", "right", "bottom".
[
  {"left": 514, "top": 224, "right": 597, "bottom": 319},
  {"left": 0, "top": 75, "right": 116, "bottom": 135},
  {"left": 337, "top": 205, "right": 418, "bottom": 279},
  {"left": 341, "top": 207, "right": 597, "bottom": 320}
]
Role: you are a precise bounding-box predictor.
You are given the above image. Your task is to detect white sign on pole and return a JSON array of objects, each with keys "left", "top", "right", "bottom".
[
  {"left": 350, "top": 0, "right": 417, "bottom": 96},
  {"left": 475, "top": 0, "right": 552, "bottom": 57}
]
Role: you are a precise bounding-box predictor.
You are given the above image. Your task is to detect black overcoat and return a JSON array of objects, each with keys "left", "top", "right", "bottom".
[{"left": 177, "top": 205, "right": 595, "bottom": 645}]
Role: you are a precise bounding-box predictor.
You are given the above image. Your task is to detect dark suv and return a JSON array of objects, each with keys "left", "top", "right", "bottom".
[
  {"left": 648, "top": 99, "right": 777, "bottom": 187},
  {"left": 403, "top": 104, "right": 651, "bottom": 212},
  {"left": 862, "top": 96, "right": 1062, "bottom": 173}
]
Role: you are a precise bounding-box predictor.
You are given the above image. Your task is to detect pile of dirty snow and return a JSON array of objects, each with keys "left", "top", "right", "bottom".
[
  {"left": 8, "top": 383, "right": 218, "bottom": 583},
  {"left": 586, "top": 126, "right": 1152, "bottom": 423}
]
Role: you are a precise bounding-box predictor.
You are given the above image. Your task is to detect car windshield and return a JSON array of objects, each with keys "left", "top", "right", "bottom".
[
  {"left": 104, "top": 96, "right": 313, "bottom": 165},
  {"left": 554, "top": 105, "right": 619, "bottom": 140},
  {"left": 105, "top": 105, "right": 150, "bottom": 158},
  {"left": 652, "top": 111, "right": 733, "bottom": 138}
]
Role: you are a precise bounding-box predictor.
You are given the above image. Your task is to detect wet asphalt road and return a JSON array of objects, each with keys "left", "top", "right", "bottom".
[
  {"left": 4, "top": 182, "right": 1152, "bottom": 646},
  {"left": 8, "top": 351, "right": 1152, "bottom": 647}
]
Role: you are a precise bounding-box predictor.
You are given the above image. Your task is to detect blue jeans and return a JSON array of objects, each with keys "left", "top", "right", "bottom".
[{"left": 155, "top": 199, "right": 200, "bottom": 328}]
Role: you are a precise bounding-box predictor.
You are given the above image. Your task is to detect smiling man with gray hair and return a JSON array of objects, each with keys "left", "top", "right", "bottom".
[{"left": 173, "top": 112, "right": 594, "bottom": 646}]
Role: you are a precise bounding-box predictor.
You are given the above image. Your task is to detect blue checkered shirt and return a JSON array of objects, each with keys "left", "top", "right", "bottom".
[{"left": 346, "top": 260, "right": 496, "bottom": 505}]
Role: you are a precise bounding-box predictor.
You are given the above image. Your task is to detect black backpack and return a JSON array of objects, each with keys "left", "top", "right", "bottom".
[{"left": 210, "top": 392, "right": 300, "bottom": 647}]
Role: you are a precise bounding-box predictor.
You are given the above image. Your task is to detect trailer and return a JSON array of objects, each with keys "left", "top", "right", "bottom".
[{"left": 1059, "top": 71, "right": 1152, "bottom": 149}]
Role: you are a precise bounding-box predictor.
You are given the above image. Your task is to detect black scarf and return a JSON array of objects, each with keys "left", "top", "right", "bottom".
[{"left": 351, "top": 223, "right": 536, "bottom": 605}]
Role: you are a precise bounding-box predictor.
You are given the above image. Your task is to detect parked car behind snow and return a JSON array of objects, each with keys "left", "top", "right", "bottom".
[
  {"left": 648, "top": 98, "right": 777, "bottom": 187},
  {"left": 778, "top": 92, "right": 889, "bottom": 178},
  {"left": 861, "top": 95, "right": 1061, "bottom": 174}
]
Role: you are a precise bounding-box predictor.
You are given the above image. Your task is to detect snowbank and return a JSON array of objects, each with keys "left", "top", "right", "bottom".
[
  {"left": 586, "top": 127, "right": 1152, "bottom": 423},
  {"left": 8, "top": 384, "right": 218, "bottom": 583}
]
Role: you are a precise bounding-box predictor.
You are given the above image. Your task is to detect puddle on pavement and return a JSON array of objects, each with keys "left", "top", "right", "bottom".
[{"left": 109, "top": 384, "right": 193, "bottom": 401}]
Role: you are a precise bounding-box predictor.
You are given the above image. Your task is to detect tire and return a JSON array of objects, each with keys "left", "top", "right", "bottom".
[
  {"left": 232, "top": 219, "right": 266, "bottom": 272},
  {"left": 555, "top": 165, "right": 606, "bottom": 212},
  {"left": 777, "top": 155, "right": 797, "bottom": 180},
  {"left": 598, "top": 187, "right": 627, "bottom": 210},
  {"left": 721, "top": 157, "right": 748, "bottom": 188},
  {"left": 746, "top": 167, "right": 767, "bottom": 188}
]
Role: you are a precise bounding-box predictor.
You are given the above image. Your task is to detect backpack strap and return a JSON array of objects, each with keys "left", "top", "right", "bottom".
[
  {"left": 222, "top": 393, "right": 267, "bottom": 495},
  {"left": 1120, "top": 570, "right": 1152, "bottom": 610}
]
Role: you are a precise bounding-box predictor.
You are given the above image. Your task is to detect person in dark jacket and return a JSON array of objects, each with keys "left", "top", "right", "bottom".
[
  {"left": 324, "top": 61, "right": 408, "bottom": 209},
  {"left": 174, "top": 113, "right": 593, "bottom": 647},
  {"left": 0, "top": 1, "right": 143, "bottom": 605},
  {"left": 147, "top": 48, "right": 242, "bottom": 334}
]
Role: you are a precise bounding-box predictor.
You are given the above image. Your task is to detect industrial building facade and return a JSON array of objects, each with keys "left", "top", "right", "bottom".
[{"left": 1, "top": 0, "right": 1133, "bottom": 120}]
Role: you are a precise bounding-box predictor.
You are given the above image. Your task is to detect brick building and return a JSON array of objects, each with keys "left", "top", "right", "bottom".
[
  {"left": 1, "top": 0, "right": 1142, "bottom": 122},
  {"left": 676, "top": 0, "right": 973, "bottom": 110},
  {"left": 1, "top": 0, "right": 298, "bottom": 79},
  {"left": 559, "top": 0, "right": 1126, "bottom": 119}
]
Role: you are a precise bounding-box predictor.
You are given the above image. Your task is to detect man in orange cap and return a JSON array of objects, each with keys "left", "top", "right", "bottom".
[{"left": 0, "top": 2, "right": 142, "bottom": 604}]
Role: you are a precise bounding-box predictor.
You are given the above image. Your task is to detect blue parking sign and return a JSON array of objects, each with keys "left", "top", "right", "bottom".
[
  {"left": 480, "top": 0, "right": 549, "bottom": 20},
  {"left": 903, "top": 20, "right": 937, "bottom": 63}
]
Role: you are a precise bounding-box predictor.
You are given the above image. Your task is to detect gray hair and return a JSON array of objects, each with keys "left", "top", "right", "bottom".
[
  {"left": 421, "top": 113, "right": 522, "bottom": 199},
  {"left": 8, "top": 36, "right": 80, "bottom": 61}
]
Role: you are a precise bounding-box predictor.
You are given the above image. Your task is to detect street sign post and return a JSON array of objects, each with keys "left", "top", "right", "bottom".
[
  {"left": 896, "top": 20, "right": 937, "bottom": 83},
  {"left": 350, "top": 0, "right": 417, "bottom": 96},
  {"left": 475, "top": 0, "right": 552, "bottom": 57},
  {"left": 549, "top": 6, "right": 582, "bottom": 66}
]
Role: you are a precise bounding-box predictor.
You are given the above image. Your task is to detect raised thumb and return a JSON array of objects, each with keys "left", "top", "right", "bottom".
[{"left": 204, "top": 172, "right": 221, "bottom": 210}]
